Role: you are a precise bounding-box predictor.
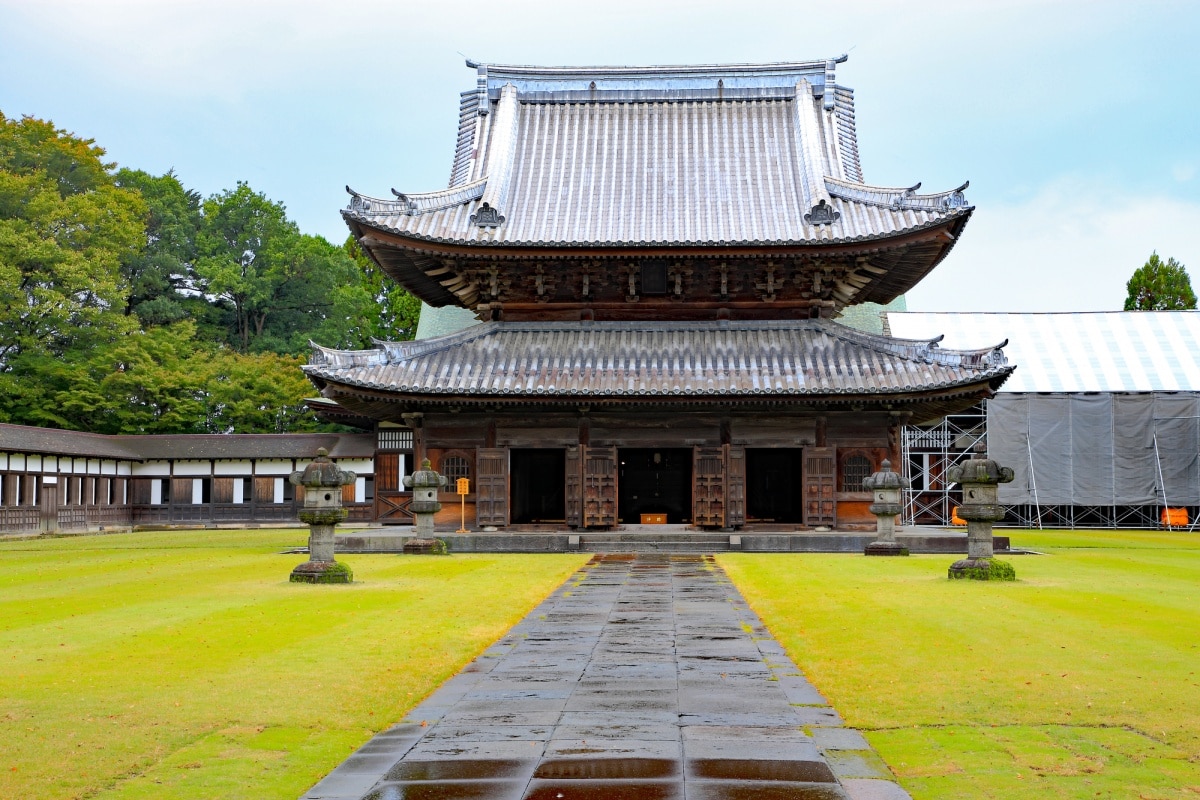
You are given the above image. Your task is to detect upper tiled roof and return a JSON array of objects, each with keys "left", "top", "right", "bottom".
[
  {"left": 344, "top": 57, "right": 971, "bottom": 249},
  {"left": 886, "top": 311, "right": 1200, "bottom": 393},
  {"left": 305, "top": 319, "right": 1012, "bottom": 401}
]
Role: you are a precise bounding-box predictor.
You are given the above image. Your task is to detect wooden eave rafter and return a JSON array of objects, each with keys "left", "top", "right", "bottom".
[{"left": 350, "top": 213, "right": 970, "bottom": 312}]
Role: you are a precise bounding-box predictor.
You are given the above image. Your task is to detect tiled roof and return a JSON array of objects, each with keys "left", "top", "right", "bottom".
[
  {"left": 0, "top": 424, "right": 375, "bottom": 461},
  {"left": 887, "top": 311, "right": 1200, "bottom": 393},
  {"left": 305, "top": 320, "right": 1012, "bottom": 400},
  {"left": 344, "top": 57, "right": 971, "bottom": 249}
]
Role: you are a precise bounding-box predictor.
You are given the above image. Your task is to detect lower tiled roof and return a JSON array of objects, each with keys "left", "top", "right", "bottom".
[{"left": 306, "top": 320, "right": 1012, "bottom": 400}]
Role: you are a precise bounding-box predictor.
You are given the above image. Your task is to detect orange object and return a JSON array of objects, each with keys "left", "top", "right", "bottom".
[
  {"left": 1162, "top": 508, "right": 1188, "bottom": 527},
  {"left": 951, "top": 507, "right": 966, "bottom": 526},
  {"left": 640, "top": 513, "right": 668, "bottom": 525}
]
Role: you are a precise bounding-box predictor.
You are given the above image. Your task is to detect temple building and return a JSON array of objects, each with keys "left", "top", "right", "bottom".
[{"left": 306, "top": 57, "right": 1013, "bottom": 531}]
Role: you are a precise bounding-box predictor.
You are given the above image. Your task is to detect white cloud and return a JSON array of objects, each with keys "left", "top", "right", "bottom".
[{"left": 907, "top": 178, "right": 1200, "bottom": 312}]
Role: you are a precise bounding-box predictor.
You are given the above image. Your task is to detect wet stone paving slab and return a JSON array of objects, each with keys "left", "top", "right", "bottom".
[{"left": 302, "top": 554, "right": 910, "bottom": 800}]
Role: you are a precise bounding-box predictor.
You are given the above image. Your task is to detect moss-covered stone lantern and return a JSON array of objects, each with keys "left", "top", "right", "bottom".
[
  {"left": 946, "top": 448, "right": 1016, "bottom": 580},
  {"left": 862, "top": 459, "right": 909, "bottom": 556},
  {"left": 288, "top": 448, "right": 356, "bottom": 583}
]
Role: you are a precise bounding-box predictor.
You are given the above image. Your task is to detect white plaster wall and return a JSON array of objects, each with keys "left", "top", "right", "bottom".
[
  {"left": 232, "top": 480, "right": 244, "bottom": 504},
  {"left": 337, "top": 458, "right": 374, "bottom": 475},
  {"left": 214, "top": 459, "right": 253, "bottom": 476},
  {"left": 118, "top": 462, "right": 132, "bottom": 476},
  {"left": 173, "top": 461, "right": 212, "bottom": 477},
  {"left": 10, "top": 454, "right": 25, "bottom": 470},
  {"left": 86, "top": 460, "right": 100, "bottom": 475},
  {"left": 101, "top": 460, "right": 116, "bottom": 475},
  {"left": 27, "top": 455, "right": 42, "bottom": 471},
  {"left": 273, "top": 477, "right": 285, "bottom": 503},
  {"left": 150, "top": 480, "right": 163, "bottom": 504},
  {"left": 355, "top": 476, "right": 366, "bottom": 502},
  {"left": 132, "top": 461, "right": 171, "bottom": 476},
  {"left": 0, "top": 454, "right": 7, "bottom": 470},
  {"left": 257, "top": 459, "right": 294, "bottom": 476},
  {"left": 192, "top": 479, "right": 204, "bottom": 504}
]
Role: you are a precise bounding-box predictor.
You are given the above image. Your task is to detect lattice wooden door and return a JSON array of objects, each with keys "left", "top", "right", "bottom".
[
  {"left": 582, "top": 446, "right": 618, "bottom": 528},
  {"left": 803, "top": 446, "right": 836, "bottom": 527},
  {"left": 693, "top": 446, "right": 727, "bottom": 528},
  {"left": 726, "top": 445, "right": 746, "bottom": 527},
  {"left": 476, "top": 448, "right": 509, "bottom": 527},
  {"left": 565, "top": 445, "right": 582, "bottom": 527}
]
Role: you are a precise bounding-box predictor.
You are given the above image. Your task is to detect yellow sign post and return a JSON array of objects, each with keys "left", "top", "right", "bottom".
[{"left": 456, "top": 478, "right": 470, "bottom": 533}]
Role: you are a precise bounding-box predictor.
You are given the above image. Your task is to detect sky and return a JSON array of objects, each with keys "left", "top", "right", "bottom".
[{"left": 2, "top": 0, "right": 1198, "bottom": 313}]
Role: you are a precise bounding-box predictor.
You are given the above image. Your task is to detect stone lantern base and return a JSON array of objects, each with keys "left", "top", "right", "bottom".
[
  {"left": 948, "top": 557, "right": 1015, "bottom": 581},
  {"left": 290, "top": 560, "right": 353, "bottom": 584},
  {"left": 864, "top": 541, "right": 910, "bottom": 557}
]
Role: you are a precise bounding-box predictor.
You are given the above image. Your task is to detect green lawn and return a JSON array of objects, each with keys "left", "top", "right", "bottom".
[
  {"left": 720, "top": 530, "right": 1200, "bottom": 800},
  {"left": 0, "top": 530, "right": 587, "bottom": 800}
]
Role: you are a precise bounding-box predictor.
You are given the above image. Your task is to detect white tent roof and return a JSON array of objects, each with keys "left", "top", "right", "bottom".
[{"left": 886, "top": 311, "right": 1200, "bottom": 393}]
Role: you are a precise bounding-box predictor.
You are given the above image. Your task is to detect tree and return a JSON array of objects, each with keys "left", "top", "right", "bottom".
[
  {"left": 0, "top": 113, "right": 144, "bottom": 373},
  {"left": 1124, "top": 252, "right": 1197, "bottom": 311},
  {"left": 343, "top": 235, "right": 421, "bottom": 343},
  {"left": 114, "top": 168, "right": 202, "bottom": 325},
  {"left": 194, "top": 182, "right": 377, "bottom": 354}
]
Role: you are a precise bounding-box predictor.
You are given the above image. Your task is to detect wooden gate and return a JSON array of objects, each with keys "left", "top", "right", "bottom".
[
  {"left": 475, "top": 448, "right": 509, "bottom": 527},
  {"left": 582, "top": 446, "right": 617, "bottom": 528},
  {"left": 803, "top": 446, "right": 836, "bottom": 527},
  {"left": 565, "top": 445, "right": 582, "bottom": 527},
  {"left": 693, "top": 446, "right": 727, "bottom": 528}
]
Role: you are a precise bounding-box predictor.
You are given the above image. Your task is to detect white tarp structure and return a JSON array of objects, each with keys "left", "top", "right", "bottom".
[
  {"left": 888, "top": 311, "right": 1200, "bottom": 522},
  {"left": 988, "top": 393, "right": 1200, "bottom": 506}
]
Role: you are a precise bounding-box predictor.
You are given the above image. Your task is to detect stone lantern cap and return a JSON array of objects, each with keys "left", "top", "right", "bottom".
[
  {"left": 404, "top": 458, "right": 447, "bottom": 490},
  {"left": 289, "top": 448, "right": 356, "bottom": 489},
  {"left": 947, "top": 455, "right": 1014, "bottom": 486},
  {"left": 862, "top": 459, "right": 908, "bottom": 491}
]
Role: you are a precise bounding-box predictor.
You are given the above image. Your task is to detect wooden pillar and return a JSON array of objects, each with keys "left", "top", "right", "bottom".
[
  {"left": 485, "top": 416, "right": 497, "bottom": 449},
  {"left": 403, "top": 413, "right": 426, "bottom": 467},
  {"left": 815, "top": 415, "right": 828, "bottom": 448},
  {"left": 888, "top": 411, "right": 911, "bottom": 468},
  {"left": 578, "top": 411, "right": 591, "bottom": 447},
  {"left": 720, "top": 417, "right": 732, "bottom": 446}
]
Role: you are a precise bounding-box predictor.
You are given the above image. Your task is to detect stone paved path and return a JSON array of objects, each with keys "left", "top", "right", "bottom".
[{"left": 302, "top": 554, "right": 909, "bottom": 800}]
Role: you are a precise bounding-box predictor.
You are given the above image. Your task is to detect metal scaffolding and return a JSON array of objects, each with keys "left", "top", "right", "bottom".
[
  {"left": 901, "top": 400, "right": 1196, "bottom": 529},
  {"left": 901, "top": 402, "right": 986, "bottom": 527}
]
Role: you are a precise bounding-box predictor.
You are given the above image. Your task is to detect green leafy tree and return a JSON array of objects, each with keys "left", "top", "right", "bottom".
[
  {"left": 194, "top": 183, "right": 375, "bottom": 354},
  {"left": 1124, "top": 252, "right": 1197, "bottom": 311},
  {"left": 114, "top": 168, "right": 202, "bottom": 325},
  {"left": 343, "top": 235, "right": 421, "bottom": 343},
  {"left": 0, "top": 113, "right": 144, "bottom": 374}
]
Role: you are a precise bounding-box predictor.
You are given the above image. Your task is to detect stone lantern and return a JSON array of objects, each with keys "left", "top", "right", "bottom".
[
  {"left": 402, "top": 458, "right": 449, "bottom": 553},
  {"left": 946, "top": 448, "right": 1016, "bottom": 580},
  {"left": 862, "top": 459, "right": 909, "bottom": 556},
  {"left": 288, "top": 448, "right": 356, "bottom": 583}
]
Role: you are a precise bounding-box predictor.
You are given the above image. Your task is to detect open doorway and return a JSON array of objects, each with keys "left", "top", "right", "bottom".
[
  {"left": 510, "top": 449, "right": 566, "bottom": 524},
  {"left": 746, "top": 448, "right": 804, "bottom": 523},
  {"left": 618, "top": 448, "right": 692, "bottom": 523}
]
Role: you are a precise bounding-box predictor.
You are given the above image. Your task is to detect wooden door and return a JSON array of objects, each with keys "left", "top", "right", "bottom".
[
  {"left": 726, "top": 445, "right": 746, "bottom": 528},
  {"left": 582, "top": 446, "right": 617, "bottom": 528},
  {"left": 476, "top": 448, "right": 509, "bottom": 527},
  {"left": 803, "top": 446, "right": 836, "bottom": 527},
  {"left": 39, "top": 483, "right": 58, "bottom": 533},
  {"left": 565, "top": 445, "right": 582, "bottom": 527},
  {"left": 692, "top": 446, "right": 726, "bottom": 528}
]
